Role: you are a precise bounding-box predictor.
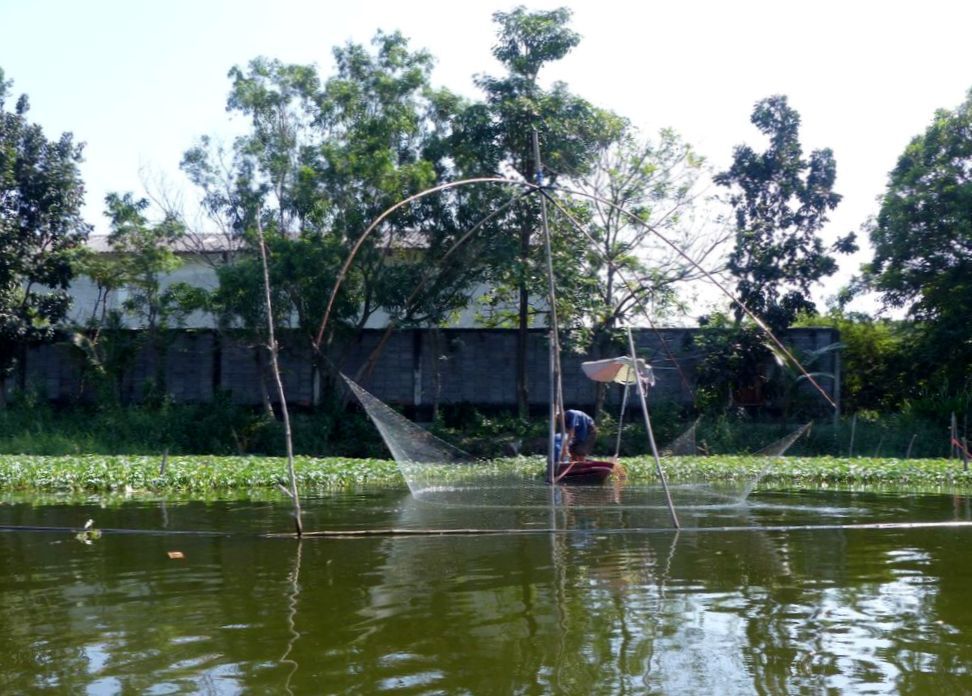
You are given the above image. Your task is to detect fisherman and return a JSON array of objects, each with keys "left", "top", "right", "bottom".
[{"left": 555, "top": 409, "right": 598, "bottom": 462}]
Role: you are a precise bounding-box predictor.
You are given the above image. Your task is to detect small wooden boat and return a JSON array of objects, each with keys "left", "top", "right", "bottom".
[{"left": 554, "top": 459, "right": 614, "bottom": 484}]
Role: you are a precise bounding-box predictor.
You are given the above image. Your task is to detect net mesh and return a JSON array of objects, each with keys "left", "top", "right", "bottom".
[
  {"left": 344, "top": 374, "right": 781, "bottom": 512},
  {"left": 345, "top": 374, "right": 578, "bottom": 507},
  {"left": 754, "top": 422, "right": 812, "bottom": 457},
  {"left": 660, "top": 418, "right": 699, "bottom": 457}
]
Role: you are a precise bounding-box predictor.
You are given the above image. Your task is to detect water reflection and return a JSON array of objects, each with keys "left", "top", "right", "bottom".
[
  {"left": 280, "top": 540, "right": 302, "bottom": 696},
  {"left": 2, "top": 490, "right": 972, "bottom": 693}
]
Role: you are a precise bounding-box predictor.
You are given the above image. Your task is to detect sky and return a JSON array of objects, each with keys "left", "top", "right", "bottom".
[{"left": 2, "top": 0, "right": 971, "bottom": 314}]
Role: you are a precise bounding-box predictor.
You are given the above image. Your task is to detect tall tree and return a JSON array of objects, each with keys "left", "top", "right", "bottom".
[
  {"left": 183, "top": 33, "right": 481, "bottom": 403},
  {"left": 73, "top": 194, "right": 203, "bottom": 404},
  {"left": 568, "top": 125, "right": 727, "bottom": 413},
  {"left": 454, "top": 6, "right": 618, "bottom": 417},
  {"left": 0, "top": 68, "right": 89, "bottom": 404},
  {"left": 715, "top": 95, "right": 854, "bottom": 334},
  {"left": 863, "top": 87, "right": 972, "bottom": 392}
]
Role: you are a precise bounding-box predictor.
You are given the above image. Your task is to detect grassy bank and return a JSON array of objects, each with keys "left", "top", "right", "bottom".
[
  {"left": 1, "top": 454, "right": 971, "bottom": 495},
  {"left": 0, "top": 400, "right": 960, "bottom": 460}
]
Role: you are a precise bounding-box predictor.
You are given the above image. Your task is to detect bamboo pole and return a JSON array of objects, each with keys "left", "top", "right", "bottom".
[
  {"left": 533, "top": 129, "right": 566, "bottom": 485},
  {"left": 256, "top": 219, "right": 303, "bottom": 537},
  {"left": 628, "top": 328, "right": 679, "bottom": 529}
]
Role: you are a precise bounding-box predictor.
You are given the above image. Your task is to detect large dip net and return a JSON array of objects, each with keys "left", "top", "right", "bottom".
[{"left": 344, "top": 375, "right": 809, "bottom": 513}]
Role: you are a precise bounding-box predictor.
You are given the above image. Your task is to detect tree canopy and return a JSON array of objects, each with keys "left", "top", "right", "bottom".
[
  {"left": 715, "top": 95, "right": 854, "bottom": 333},
  {"left": 863, "top": 88, "right": 972, "bottom": 391},
  {"left": 451, "top": 6, "right": 620, "bottom": 416},
  {"left": 0, "top": 68, "right": 89, "bottom": 399},
  {"left": 182, "top": 32, "right": 481, "bottom": 346},
  {"left": 866, "top": 88, "right": 972, "bottom": 320}
]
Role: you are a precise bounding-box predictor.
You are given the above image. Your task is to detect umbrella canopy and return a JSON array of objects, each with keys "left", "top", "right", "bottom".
[{"left": 581, "top": 356, "right": 654, "bottom": 386}]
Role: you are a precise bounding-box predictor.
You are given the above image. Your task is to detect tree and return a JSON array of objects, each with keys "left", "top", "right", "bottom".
[
  {"left": 863, "top": 88, "right": 972, "bottom": 392},
  {"left": 566, "top": 125, "right": 727, "bottom": 414},
  {"left": 454, "top": 6, "right": 619, "bottom": 417},
  {"left": 715, "top": 95, "right": 855, "bottom": 334},
  {"left": 183, "top": 33, "right": 482, "bottom": 406},
  {"left": 796, "top": 310, "right": 911, "bottom": 414},
  {"left": 0, "top": 68, "right": 90, "bottom": 404},
  {"left": 73, "top": 193, "right": 203, "bottom": 404}
]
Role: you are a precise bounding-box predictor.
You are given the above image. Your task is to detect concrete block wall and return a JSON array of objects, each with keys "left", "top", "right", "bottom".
[{"left": 18, "top": 326, "right": 839, "bottom": 410}]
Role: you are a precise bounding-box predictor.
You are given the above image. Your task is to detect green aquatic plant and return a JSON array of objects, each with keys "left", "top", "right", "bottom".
[{"left": 0, "top": 454, "right": 970, "bottom": 496}]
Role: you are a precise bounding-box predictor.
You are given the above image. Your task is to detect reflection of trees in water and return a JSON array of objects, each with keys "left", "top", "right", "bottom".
[
  {"left": 0, "top": 502, "right": 359, "bottom": 693},
  {"left": 342, "top": 494, "right": 966, "bottom": 693},
  {"left": 5, "top": 496, "right": 972, "bottom": 691},
  {"left": 740, "top": 526, "right": 972, "bottom": 694}
]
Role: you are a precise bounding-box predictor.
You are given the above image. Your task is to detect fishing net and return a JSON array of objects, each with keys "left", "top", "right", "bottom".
[
  {"left": 754, "top": 422, "right": 812, "bottom": 456},
  {"left": 343, "top": 374, "right": 548, "bottom": 506},
  {"left": 660, "top": 418, "right": 700, "bottom": 457},
  {"left": 344, "top": 374, "right": 783, "bottom": 514}
]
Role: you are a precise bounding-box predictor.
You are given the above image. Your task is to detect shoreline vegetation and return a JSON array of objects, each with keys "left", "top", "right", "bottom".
[{"left": 1, "top": 455, "right": 971, "bottom": 497}]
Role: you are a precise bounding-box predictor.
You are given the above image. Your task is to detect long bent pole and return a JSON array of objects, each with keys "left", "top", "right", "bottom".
[
  {"left": 542, "top": 186, "right": 836, "bottom": 410},
  {"left": 256, "top": 219, "right": 302, "bottom": 536},
  {"left": 312, "top": 177, "right": 836, "bottom": 417},
  {"left": 313, "top": 176, "right": 527, "bottom": 351}
]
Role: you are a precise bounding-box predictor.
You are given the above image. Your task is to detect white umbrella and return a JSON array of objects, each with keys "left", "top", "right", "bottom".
[
  {"left": 580, "top": 356, "right": 655, "bottom": 468},
  {"left": 581, "top": 356, "right": 654, "bottom": 386}
]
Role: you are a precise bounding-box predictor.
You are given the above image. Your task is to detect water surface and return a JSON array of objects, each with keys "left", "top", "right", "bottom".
[{"left": 2, "top": 487, "right": 972, "bottom": 694}]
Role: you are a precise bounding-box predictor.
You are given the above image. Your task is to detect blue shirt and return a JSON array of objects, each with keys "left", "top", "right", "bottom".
[{"left": 563, "top": 410, "right": 594, "bottom": 443}]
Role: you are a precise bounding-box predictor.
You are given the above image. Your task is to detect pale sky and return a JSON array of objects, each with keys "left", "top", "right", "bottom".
[{"left": 2, "top": 0, "right": 971, "bottom": 314}]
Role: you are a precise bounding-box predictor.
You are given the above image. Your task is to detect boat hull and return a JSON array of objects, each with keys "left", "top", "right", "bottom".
[{"left": 554, "top": 459, "right": 614, "bottom": 484}]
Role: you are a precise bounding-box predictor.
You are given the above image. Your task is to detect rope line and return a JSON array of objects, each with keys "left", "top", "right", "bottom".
[{"left": 6, "top": 519, "right": 972, "bottom": 539}]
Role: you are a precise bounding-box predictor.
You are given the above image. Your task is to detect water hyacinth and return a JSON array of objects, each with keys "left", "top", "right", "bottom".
[
  {"left": 0, "top": 455, "right": 970, "bottom": 495},
  {"left": 0, "top": 455, "right": 402, "bottom": 493}
]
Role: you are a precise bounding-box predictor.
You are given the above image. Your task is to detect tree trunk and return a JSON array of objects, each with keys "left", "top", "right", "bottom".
[
  {"left": 431, "top": 329, "right": 442, "bottom": 422},
  {"left": 516, "top": 222, "right": 531, "bottom": 420},
  {"left": 592, "top": 327, "right": 615, "bottom": 419}
]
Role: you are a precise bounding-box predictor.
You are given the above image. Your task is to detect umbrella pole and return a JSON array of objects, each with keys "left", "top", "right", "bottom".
[
  {"left": 627, "top": 328, "right": 680, "bottom": 529},
  {"left": 613, "top": 382, "right": 629, "bottom": 462}
]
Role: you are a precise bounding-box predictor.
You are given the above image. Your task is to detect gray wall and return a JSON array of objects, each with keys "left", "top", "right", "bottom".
[{"left": 20, "top": 327, "right": 839, "bottom": 411}]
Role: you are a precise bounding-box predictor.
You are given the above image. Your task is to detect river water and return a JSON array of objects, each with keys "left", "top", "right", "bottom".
[{"left": 2, "top": 486, "right": 972, "bottom": 694}]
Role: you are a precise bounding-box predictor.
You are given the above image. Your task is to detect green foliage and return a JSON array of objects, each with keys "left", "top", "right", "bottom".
[
  {"left": 715, "top": 95, "right": 855, "bottom": 332},
  {"left": 450, "top": 7, "right": 620, "bottom": 415},
  {"left": 0, "top": 451, "right": 969, "bottom": 495},
  {"left": 0, "top": 68, "right": 90, "bottom": 388},
  {"left": 693, "top": 313, "right": 774, "bottom": 413},
  {"left": 620, "top": 454, "right": 972, "bottom": 490},
  {"left": 70, "top": 193, "right": 199, "bottom": 402},
  {"left": 183, "top": 32, "right": 483, "bottom": 358},
  {"left": 102, "top": 193, "right": 187, "bottom": 328},
  {"left": 796, "top": 312, "right": 911, "bottom": 413},
  {"left": 867, "top": 88, "right": 972, "bottom": 315},
  {"left": 0, "top": 454, "right": 402, "bottom": 492},
  {"left": 0, "top": 397, "right": 395, "bottom": 459},
  {"left": 863, "top": 88, "right": 972, "bottom": 395},
  {"left": 562, "top": 126, "right": 720, "bottom": 416},
  {"left": 460, "top": 6, "right": 613, "bottom": 181}
]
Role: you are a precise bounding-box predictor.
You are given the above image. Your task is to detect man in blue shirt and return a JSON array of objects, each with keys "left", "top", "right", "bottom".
[{"left": 556, "top": 409, "right": 598, "bottom": 462}]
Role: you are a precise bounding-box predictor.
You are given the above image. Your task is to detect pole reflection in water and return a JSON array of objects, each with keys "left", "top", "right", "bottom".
[
  {"left": 2, "top": 491, "right": 972, "bottom": 692},
  {"left": 280, "top": 540, "right": 302, "bottom": 696}
]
